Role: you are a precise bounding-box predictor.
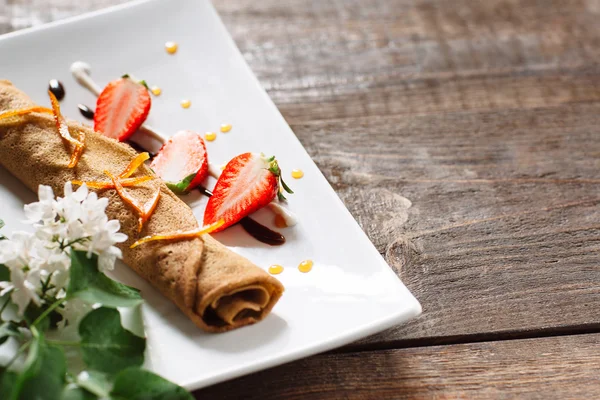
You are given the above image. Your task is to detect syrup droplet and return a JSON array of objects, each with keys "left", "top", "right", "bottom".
[
  {"left": 48, "top": 79, "right": 65, "bottom": 101},
  {"left": 205, "top": 132, "right": 216, "bottom": 141},
  {"left": 151, "top": 86, "right": 162, "bottom": 96},
  {"left": 291, "top": 169, "right": 304, "bottom": 179},
  {"left": 165, "top": 41, "right": 178, "bottom": 54},
  {"left": 220, "top": 123, "right": 232, "bottom": 133},
  {"left": 78, "top": 104, "right": 94, "bottom": 120},
  {"left": 298, "top": 260, "right": 313, "bottom": 273},
  {"left": 274, "top": 214, "right": 287, "bottom": 228},
  {"left": 180, "top": 99, "right": 191, "bottom": 109},
  {"left": 268, "top": 265, "right": 284, "bottom": 275}
]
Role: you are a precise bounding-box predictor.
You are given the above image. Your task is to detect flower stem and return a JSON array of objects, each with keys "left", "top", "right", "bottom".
[{"left": 31, "top": 297, "right": 67, "bottom": 328}]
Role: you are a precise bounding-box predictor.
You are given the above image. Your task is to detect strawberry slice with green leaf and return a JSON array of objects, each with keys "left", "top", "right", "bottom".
[
  {"left": 203, "top": 152, "right": 293, "bottom": 232},
  {"left": 94, "top": 74, "right": 151, "bottom": 141},
  {"left": 150, "top": 130, "right": 209, "bottom": 193}
]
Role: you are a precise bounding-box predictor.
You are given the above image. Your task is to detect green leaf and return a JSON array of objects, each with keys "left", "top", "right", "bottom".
[
  {"left": 277, "top": 190, "right": 287, "bottom": 202},
  {"left": 11, "top": 331, "right": 66, "bottom": 400},
  {"left": 0, "top": 265, "right": 9, "bottom": 282},
  {"left": 24, "top": 302, "right": 52, "bottom": 332},
  {"left": 0, "top": 219, "right": 4, "bottom": 229},
  {"left": 67, "top": 251, "right": 143, "bottom": 308},
  {"left": 62, "top": 385, "right": 99, "bottom": 400},
  {"left": 76, "top": 371, "right": 111, "bottom": 398},
  {"left": 165, "top": 173, "right": 197, "bottom": 194},
  {"left": 0, "top": 321, "right": 23, "bottom": 345},
  {"left": 0, "top": 369, "right": 17, "bottom": 399},
  {"left": 279, "top": 175, "right": 294, "bottom": 194},
  {"left": 79, "top": 307, "right": 145, "bottom": 375},
  {"left": 110, "top": 367, "right": 193, "bottom": 400}
]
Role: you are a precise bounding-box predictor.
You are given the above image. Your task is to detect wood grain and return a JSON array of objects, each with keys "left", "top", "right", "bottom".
[
  {"left": 214, "top": 0, "right": 600, "bottom": 344},
  {"left": 197, "top": 333, "right": 600, "bottom": 399}
]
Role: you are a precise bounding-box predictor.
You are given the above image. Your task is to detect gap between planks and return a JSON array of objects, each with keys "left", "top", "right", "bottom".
[{"left": 332, "top": 322, "right": 600, "bottom": 355}]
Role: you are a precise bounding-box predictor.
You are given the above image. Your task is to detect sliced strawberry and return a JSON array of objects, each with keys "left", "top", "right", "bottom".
[
  {"left": 203, "top": 152, "right": 293, "bottom": 232},
  {"left": 94, "top": 75, "right": 151, "bottom": 141},
  {"left": 150, "top": 130, "right": 209, "bottom": 193}
]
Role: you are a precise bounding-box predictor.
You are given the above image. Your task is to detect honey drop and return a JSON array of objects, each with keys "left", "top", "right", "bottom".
[
  {"left": 291, "top": 169, "right": 304, "bottom": 179},
  {"left": 220, "top": 123, "right": 232, "bottom": 133},
  {"left": 274, "top": 214, "right": 287, "bottom": 228},
  {"left": 205, "top": 132, "right": 217, "bottom": 141},
  {"left": 180, "top": 99, "right": 191, "bottom": 109},
  {"left": 151, "top": 86, "right": 162, "bottom": 96},
  {"left": 165, "top": 41, "right": 178, "bottom": 54},
  {"left": 298, "top": 260, "right": 313, "bottom": 273},
  {"left": 268, "top": 264, "right": 284, "bottom": 275}
]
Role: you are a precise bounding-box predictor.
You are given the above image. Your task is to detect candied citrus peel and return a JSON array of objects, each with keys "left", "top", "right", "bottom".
[
  {"left": 0, "top": 100, "right": 86, "bottom": 168},
  {"left": 106, "top": 170, "right": 161, "bottom": 232},
  {"left": 48, "top": 90, "right": 84, "bottom": 148},
  {"left": 72, "top": 152, "right": 152, "bottom": 189},
  {"left": 68, "top": 129, "right": 86, "bottom": 168},
  {"left": 138, "top": 188, "right": 161, "bottom": 232},
  {"left": 119, "top": 152, "right": 151, "bottom": 179},
  {"left": 0, "top": 107, "right": 53, "bottom": 121},
  {"left": 72, "top": 176, "right": 153, "bottom": 190},
  {"left": 130, "top": 220, "right": 225, "bottom": 249}
]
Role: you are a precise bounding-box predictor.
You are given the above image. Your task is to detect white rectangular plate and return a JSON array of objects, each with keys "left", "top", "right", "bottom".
[{"left": 0, "top": 0, "right": 421, "bottom": 390}]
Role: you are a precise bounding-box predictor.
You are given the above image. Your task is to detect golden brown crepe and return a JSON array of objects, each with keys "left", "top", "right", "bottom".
[{"left": 0, "top": 80, "right": 284, "bottom": 332}]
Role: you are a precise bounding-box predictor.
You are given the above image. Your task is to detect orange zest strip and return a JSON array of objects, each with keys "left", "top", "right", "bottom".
[
  {"left": 68, "top": 129, "right": 86, "bottom": 169},
  {"left": 130, "top": 220, "right": 225, "bottom": 249},
  {"left": 119, "top": 152, "right": 150, "bottom": 179},
  {"left": 138, "top": 188, "right": 161, "bottom": 232},
  {"left": 48, "top": 90, "right": 83, "bottom": 148},
  {"left": 0, "top": 107, "right": 53, "bottom": 121},
  {"left": 72, "top": 176, "right": 153, "bottom": 190},
  {"left": 106, "top": 170, "right": 161, "bottom": 232},
  {"left": 106, "top": 170, "right": 146, "bottom": 217}
]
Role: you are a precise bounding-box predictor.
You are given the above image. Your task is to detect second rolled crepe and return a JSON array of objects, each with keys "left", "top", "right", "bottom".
[{"left": 0, "top": 81, "right": 284, "bottom": 332}]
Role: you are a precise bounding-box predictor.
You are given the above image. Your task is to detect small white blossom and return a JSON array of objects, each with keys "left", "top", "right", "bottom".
[
  {"left": 24, "top": 182, "right": 127, "bottom": 273},
  {"left": 24, "top": 185, "right": 56, "bottom": 224},
  {"left": 0, "top": 266, "right": 41, "bottom": 315},
  {"left": 0, "top": 182, "right": 128, "bottom": 316}
]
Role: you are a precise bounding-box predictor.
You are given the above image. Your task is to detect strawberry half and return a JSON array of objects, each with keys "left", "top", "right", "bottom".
[
  {"left": 94, "top": 75, "right": 151, "bottom": 141},
  {"left": 203, "top": 152, "right": 293, "bottom": 232},
  {"left": 150, "top": 130, "right": 209, "bottom": 193}
]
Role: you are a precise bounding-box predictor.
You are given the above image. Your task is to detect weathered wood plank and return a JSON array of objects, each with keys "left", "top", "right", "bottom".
[
  {"left": 217, "top": 0, "right": 600, "bottom": 122},
  {"left": 293, "top": 103, "right": 600, "bottom": 343},
  {"left": 196, "top": 333, "right": 600, "bottom": 399},
  {"left": 214, "top": 0, "right": 600, "bottom": 344}
]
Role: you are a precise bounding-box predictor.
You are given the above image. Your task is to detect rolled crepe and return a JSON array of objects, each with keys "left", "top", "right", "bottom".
[{"left": 0, "top": 81, "right": 284, "bottom": 332}]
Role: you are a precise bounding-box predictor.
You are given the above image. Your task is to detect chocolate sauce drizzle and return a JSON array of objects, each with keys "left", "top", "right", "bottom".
[
  {"left": 48, "top": 79, "right": 65, "bottom": 101},
  {"left": 78, "top": 104, "right": 95, "bottom": 120},
  {"left": 197, "top": 186, "right": 285, "bottom": 246}
]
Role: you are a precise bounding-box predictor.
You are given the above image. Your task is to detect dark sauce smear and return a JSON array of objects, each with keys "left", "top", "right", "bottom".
[
  {"left": 197, "top": 186, "right": 285, "bottom": 246},
  {"left": 48, "top": 79, "right": 65, "bottom": 101},
  {"left": 78, "top": 104, "right": 95, "bottom": 120}
]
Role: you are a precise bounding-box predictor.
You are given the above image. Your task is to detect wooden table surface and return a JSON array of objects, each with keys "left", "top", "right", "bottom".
[{"left": 4, "top": 0, "right": 600, "bottom": 398}]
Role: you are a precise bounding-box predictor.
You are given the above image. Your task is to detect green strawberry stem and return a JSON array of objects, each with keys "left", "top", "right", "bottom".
[
  {"left": 265, "top": 155, "right": 294, "bottom": 202},
  {"left": 121, "top": 74, "right": 150, "bottom": 90}
]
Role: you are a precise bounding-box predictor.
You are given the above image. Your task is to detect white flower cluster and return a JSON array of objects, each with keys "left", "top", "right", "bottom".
[{"left": 0, "top": 183, "right": 127, "bottom": 316}]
